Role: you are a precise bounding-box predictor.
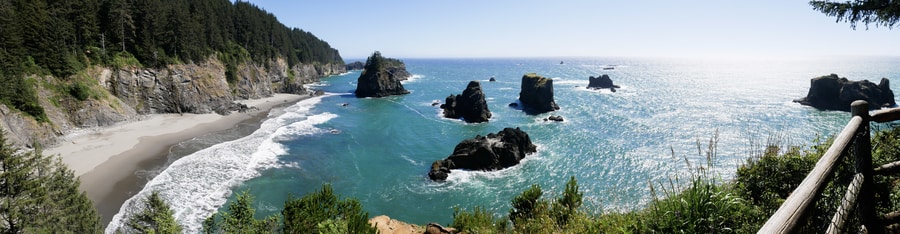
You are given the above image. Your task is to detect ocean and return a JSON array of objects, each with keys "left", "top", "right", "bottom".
[{"left": 106, "top": 56, "right": 900, "bottom": 232}]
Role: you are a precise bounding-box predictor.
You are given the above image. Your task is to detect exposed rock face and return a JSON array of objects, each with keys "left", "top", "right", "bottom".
[
  {"left": 794, "top": 74, "right": 896, "bottom": 111},
  {"left": 355, "top": 52, "right": 411, "bottom": 98},
  {"left": 440, "top": 81, "right": 491, "bottom": 123},
  {"left": 588, "top": 74, "right": 620, "bottom": 90},
  {"left": 428, "top": 128, "right": 537, "bottom": 181},
  {"left": 346, "top": 61, "right": 364, "bottom": 70},
  {"left": 518, "top": 73, "right": 559, "bottom": 113},
  {"left": 0, "top": 57, "right": 346, "bottom": 148}
]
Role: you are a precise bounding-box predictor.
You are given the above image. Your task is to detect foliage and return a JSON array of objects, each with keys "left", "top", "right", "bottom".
[
  {"left": 451, "top": 206, "right": 507, "bottom": 234},
  {"left": 281, "top": 184, "right": 375, "bottom": 234},
  {"left": 0, "top": 130, "right": 102, "bottom": 233},
  {"left": 508, "top": 184, "right": 546, "bottom": 225},
  {"left": 202, "top": 184, "right": 375, "bottom": 234},
  {"left": 127, "top": 191, "right": 182, "bottom": 234},
  {"left": 551, "top": 176, "right": 583, "bottom": 227},
  {"left": 810, "top": 0, "right": 900, "bottom": 29},
  {"left": 0, "top": 74, "right": 48, "bottom": 122},
  {"left": 360, "top": 51, "right": 404, "bottom": 78}
]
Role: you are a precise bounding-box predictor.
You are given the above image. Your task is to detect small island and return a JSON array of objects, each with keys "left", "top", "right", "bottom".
[
  {"left": 587, "top": 74, "right": 620, "bottom": 91},
  {"left": 428, "top": 128, "right": 537, "bottom": 181},
  {"left": 354, "top": 51, "right": 411, "bottom": 98},
  {"left": 794, "top": 74, "right": 896, "bottom": 111},
  {"left": 440, "top": 81, "right": 492, "bottom": 123},
  {"left": 517, "top": 73, "right": 559, "bottom": 114}
]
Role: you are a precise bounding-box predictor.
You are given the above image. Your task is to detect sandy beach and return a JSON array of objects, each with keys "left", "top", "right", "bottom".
[{"left": 45, "top": 93, "right": 308, "bottom": 225}]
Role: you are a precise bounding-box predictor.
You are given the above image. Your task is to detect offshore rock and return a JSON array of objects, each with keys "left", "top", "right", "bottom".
[
  {"left": 440, "top": 81, "right": 492, "bottom": 123},
  {"left": 518, "top": 73, "right": 559, "bottom": 114},
  {"left": 794, "top": 74, "right": 896, "bottom": 111},
  {"left": 587, "top": 74, "right": 620, "bottom": 90},
  {"left": 428, "top": 128, "right": 537, "bottom": 181},
  {"left": 346, "top": 61, "right": 364, "bottom": 70},
  {"left": 355, "top": 52, "right": 411, "bottom": 98}
]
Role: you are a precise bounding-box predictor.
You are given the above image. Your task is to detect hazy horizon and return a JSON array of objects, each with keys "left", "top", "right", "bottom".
[{"left": 243, "top": 1, "right": 900, "bottom": 59}]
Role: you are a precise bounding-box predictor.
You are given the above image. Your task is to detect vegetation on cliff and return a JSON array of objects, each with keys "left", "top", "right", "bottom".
[
  {"left": 0, "top": 0, "right": 343, "bottom": 121},
  {"left": 0, "top": 130, "right": 102, "bottom": 233}
]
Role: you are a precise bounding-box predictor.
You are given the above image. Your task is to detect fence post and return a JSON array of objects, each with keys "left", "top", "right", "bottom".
[{"left": 851, "top": 100, "right": 882, "bottom": 233}]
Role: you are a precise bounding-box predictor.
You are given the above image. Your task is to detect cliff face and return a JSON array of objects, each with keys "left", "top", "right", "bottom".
[
  {"left": 518, "top": 73, "right": 559, "bottom": 114},
  {"left": 0, "top": 57, "right": 346, "bottom": 148},
  {"left": 355, "top": 52, "right": 411, "bottom": 98}
]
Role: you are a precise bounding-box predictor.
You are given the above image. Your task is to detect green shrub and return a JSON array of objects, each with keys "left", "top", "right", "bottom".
[
  {"left": 281, "top": 184, "right": 375, "bottom": 234},
  {"left": 69, "top": 82, "right": 91, "bottom": 101},
  {"left": 551, "top": 176, "right": 583, "bottom": 227},
  {"left": 127, "top": 191, "right": 182, "bottom": 234},
  {"left": 451, "top": 206, "right": 507, "bottom": 234},
  {"left": 508, "top": 184, "right": 546, "bottom": 225}
]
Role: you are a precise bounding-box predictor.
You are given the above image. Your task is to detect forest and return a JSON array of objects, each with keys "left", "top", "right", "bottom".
[{"left": 0, "top": 0, "right": 343, "bottom": 121}]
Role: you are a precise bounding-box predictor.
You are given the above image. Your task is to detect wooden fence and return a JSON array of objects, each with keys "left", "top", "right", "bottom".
[{"left": 759, "top": 100, "right": 900, "bottom": 233}]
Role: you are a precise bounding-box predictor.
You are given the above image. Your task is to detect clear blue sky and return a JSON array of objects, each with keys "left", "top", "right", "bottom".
[{"left": 243, "top": 0, "right": 899, "bottom": 59}]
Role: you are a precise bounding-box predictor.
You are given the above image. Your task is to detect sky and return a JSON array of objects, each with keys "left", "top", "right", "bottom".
[{"left": 243, "top": 0, "right": 900, "bottom": 59}]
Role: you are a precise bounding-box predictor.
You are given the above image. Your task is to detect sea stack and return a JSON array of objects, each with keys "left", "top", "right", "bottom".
[
  {"left": 428, "top": 128, "right": 537, "bottom": 181},
  {"left": 794, "top": 74, "right": 896, "bottom": 111},
  {"left": 517, "top": 73, "right": 559, "bottom": 113},
  {"left": 587, "top": 74, "right": 620, "bottom": 90},
  {"left": 354, "top": 51, "right": 411, "bottom": 98},
  {"left": 440, "top": 81, "right": 492, "bottom": 123}
]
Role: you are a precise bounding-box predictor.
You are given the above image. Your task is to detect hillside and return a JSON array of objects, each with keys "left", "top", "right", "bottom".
[{"left": 0, "top": 0, "right": 346, "bottom": 147}]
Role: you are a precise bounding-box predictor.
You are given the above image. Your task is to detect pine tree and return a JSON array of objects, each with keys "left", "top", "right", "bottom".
[
  {"left": 810, "top": 0, "right": 900, "bottom": 29},
  {"left": 0, "top": 130, "right": 102, "bottom": 233},
  {"left": 127, "top": 191, "right": 182, "bottom": 234}
]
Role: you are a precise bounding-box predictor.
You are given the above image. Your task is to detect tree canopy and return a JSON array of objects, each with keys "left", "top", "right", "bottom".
[
  {"left": 810, "top": 0, "right": 900, "bottom": 29},
  {"left": 0, "top": 130, "right": 102, "bottom": 233}
]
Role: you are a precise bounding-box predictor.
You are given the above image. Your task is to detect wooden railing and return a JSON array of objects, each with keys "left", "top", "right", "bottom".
[{"left": 759, "top": 100, "right": 900, "bottom": 233}]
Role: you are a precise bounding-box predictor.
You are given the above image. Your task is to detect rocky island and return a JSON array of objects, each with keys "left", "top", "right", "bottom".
[
  {"left": 346, "top": 61, "right": 364, "bottom": 70},
  {"left": 587, "top": 74, "right": 620, "bottom": 91},
  {"left": 355, "top": 52, "right": 411, "bottom": 98},
  {"left": 440, "top": 81, "right": 492, "bottom": 123},
  {"left": 517, "top": 73, "right": 559, "bottom": 114},
  {"left": 428, "top": 128, "right": 537, "bottom": 181},
  {"left": 794, "top": 74, "right": 896, "bottom": 111}
]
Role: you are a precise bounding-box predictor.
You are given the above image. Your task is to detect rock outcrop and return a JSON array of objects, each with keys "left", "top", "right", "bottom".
[
  {"left": 355, "top": 52, "right": 411, "bottom": 98},
  {"left": 346, "top": 61, "right": 364, "bottom": 70},
  {"left": 518, "top": 73, "right": 559, "bottom": 113},
  {"left": 794, "top": 74, "right": 896, "bottom": 111},
  {"left": 587, "top": 74, "right": 620, "bottom": 90},
  {"left": 428, "top": 128, "right": 537, "bottom": 181},
  {"left": 0, "top": 57, "right": 346, "bottom": 148},
  {"left": 440, "top": 81, "right": 492, "bottom": 123}
]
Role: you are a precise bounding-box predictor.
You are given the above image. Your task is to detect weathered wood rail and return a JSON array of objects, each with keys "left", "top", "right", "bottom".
[{"left": 759, "top": 100, "right": 900, "bottom": 233}]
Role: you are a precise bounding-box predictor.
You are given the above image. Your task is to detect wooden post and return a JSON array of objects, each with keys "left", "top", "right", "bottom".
[{"left": 851, "top": 100, "right": 882, "bottom": 233}]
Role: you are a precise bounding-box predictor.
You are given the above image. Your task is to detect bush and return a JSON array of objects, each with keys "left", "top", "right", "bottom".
[
  {"left": 451, "top": 206, "right": 507, "bottom": 233},
  {"left": 69, "top": 82, "right": 91, "bottom": 101},
  {"left": 281, "top": 184, "right": 375, "bottom": 234},
  {"left": 508, "top": 184, "right": 546, "bottom": 225},
  {"left": 127, "top": 191, "right": 182, "bottom": 234}
]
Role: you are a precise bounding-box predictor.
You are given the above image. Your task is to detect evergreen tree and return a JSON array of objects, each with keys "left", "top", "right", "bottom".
[
  {"left": 810, "top": 0, "right": 900, "bottom": 29},
  {"left": 0, "top": 130, "right": 102, "bottom": 233},
  {"left": 127, "top": 191, "right": 182, "bottom": 234}
]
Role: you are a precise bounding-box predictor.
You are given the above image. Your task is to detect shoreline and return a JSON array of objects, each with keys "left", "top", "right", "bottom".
[{"left": 45, "top": 93, "right": 310, "bottom": 226}]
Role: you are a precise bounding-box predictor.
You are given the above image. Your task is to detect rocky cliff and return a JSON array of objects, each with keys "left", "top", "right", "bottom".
[
  {"left": 794, "top": 74, "right": 896, "bottom": 111},
  {"left": 0, "top": 57, "right": 346, "bottom": 148},
  {"left": 355, "top": 52, "right": 411, "bottom": 98},
  {"left": 518, "top": 73, "right": 559, "bottom": 114},
  {"left": 428, "top": 128, "right": 537, "bottom": 181},
  {"left": 441, "top": 81, "right": 492, "bottom": 123}
]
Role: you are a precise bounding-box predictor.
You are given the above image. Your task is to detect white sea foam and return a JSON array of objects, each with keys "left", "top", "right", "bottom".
[
  {"left": 401, "top": 74, "right": 425, "bottom": 83},
  {"left": 105, "top": 96, "right": 336, "bottom": 233}
]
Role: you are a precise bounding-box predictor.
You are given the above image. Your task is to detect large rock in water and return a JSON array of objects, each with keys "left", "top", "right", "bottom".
[
  {"left": 794, "top": 74, "right": 896, "bottom": 111},
  {"left": 440, "top": 81, "right": 492, "bottom": 123},
  {"left": 518, "top": 73, "right": 559, "bottom": 113},
  {"left": 587, "top": 74, "right": 620, "bottom": 89},
  {"left": 355, "top": 52, "right": 411, "bottom": 98},
  {"left": 428, "top": 128, "right": 537, "bottom": 181},
  {"left": 346, "top": 61, "right": 364, "bottom": 70}
]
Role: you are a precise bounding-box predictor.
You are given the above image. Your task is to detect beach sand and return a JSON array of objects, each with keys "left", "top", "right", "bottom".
[{"left": 45, "top": 93, "right": 308, "bottom": 225}]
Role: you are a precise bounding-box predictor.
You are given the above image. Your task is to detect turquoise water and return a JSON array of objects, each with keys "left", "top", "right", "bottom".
[{"left": 108, "top": 57, "right": 900, "bottom": 232}]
